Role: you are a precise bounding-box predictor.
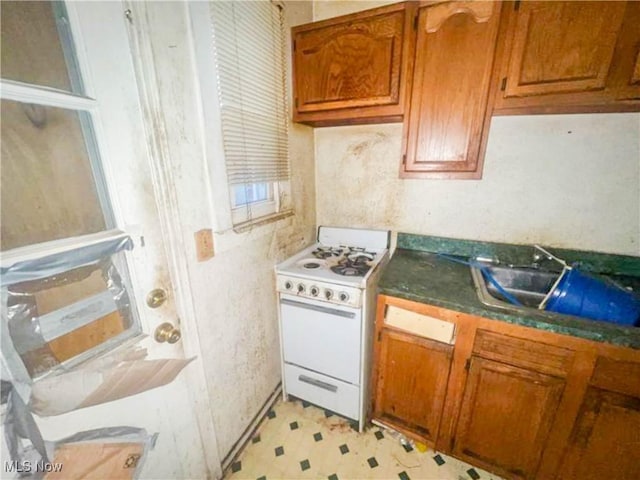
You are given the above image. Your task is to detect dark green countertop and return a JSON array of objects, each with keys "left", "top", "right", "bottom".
[{"left": 379, "top": 235, "right": 640, "bottom": 349}]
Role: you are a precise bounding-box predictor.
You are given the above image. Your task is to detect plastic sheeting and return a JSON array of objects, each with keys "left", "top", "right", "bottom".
[
  {"left": 1, "top": 230, "right": 138, "bottom": 393},
  {"left": 3, "top": 382, "right": 156, "bottom": 479},
  {"left": 1, "top": 230, "right": 133, "bottom": 286}
]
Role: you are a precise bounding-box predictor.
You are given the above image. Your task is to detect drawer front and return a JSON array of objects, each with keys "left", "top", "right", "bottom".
[
  {"left": 473, "top": 329, "right": 574, "bottom": 377},
  {"left": 590, "top": 357, "right": 640, "bottom": 398},
  {"left": 284, "top": 363, "right": 360, "bottom": 420}
]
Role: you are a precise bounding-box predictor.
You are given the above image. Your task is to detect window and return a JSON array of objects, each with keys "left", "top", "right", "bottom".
[
  {"left": 209, "top": 0, "right": 290, "bottom": 227},
  {"left": 0, "top": 1, "right": 140, "bottom": 380}
]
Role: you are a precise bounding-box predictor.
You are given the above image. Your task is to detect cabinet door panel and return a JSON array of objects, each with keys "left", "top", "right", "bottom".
[
  {"left": 504, "top": 2, "right": 625, "bottom": 98},
  {"left": 375, "top": 328, "right": 453, "bottom": 444},
  {"left": 403, "top": 1, "right": 500, "bottom": 178},
  {"left": 453, "top": 357, "right": 565, "bottom": 479},
  {"left": 294, "top": 9, "right": 405, "bottom": 113},
  {"left": 558, "top": 388, "right": 640, "bottom": 480}
]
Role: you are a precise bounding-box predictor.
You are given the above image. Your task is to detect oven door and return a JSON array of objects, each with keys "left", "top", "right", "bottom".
[{"left": 279, "top": 294, "right": 362, "bottom": 385}]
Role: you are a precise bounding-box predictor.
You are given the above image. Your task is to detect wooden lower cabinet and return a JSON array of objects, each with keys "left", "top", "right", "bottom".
[
  {"left": 556, "top": 387, "right": 640, "bottom": 480},
  {"left": 370, "top": 295, "right": 640, "bottom": 480},
  {"left": 452, "top": 357, "right": 565, "bottom": 479},
  {"left": 373, "top": 328, "right": 453, "bottom": 444},
  {"left": 556, "top": 355, "right": 640, "bottom": 480}
]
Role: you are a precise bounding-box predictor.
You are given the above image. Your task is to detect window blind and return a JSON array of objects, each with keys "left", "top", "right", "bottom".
[{"left": 210, "top": 0, "right": 289, "bottom": 186}]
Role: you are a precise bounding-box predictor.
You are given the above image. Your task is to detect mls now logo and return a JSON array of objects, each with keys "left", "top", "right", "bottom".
[{"left": 4, "top": 461, "right": 63, "bottom": 473}]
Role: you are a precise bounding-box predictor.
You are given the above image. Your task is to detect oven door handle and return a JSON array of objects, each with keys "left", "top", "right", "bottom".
[
  {"left": 298, "top": 374, "right": 338, "bottom": 393},
  {"left": 280, "top": 298, "right": 355, "bottom": 319}
]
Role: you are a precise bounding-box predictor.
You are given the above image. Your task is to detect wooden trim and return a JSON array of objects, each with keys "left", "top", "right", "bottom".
[
  {"left": 436, "top": 314, "right": 477, "bottom": 452},
  {"left": 493, "top": 101, "right": 640, "bottom": 116},
  {"left": 425, "top": 1, "right": 494, "bottom": 33},
  {"left": 535, "top": 350, "right": 598, "bottom": 480}
]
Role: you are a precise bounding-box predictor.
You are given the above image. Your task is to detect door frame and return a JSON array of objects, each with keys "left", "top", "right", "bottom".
[{"left": 118, "top": 1, "right": 223, "bottom": 477}]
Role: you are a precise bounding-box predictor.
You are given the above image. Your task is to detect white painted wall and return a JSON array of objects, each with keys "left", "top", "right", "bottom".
[
  {"left": 313, "top": 2, "right": 640, "bottom": 256},
  {"left": 135, "top": 0, "right": 315, "bottom": 465}
]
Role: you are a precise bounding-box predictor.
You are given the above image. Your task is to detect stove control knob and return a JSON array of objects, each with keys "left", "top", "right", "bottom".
[
  {"left": 339, "top": 292, "right": 350, "bottom": 302},
  {"left": 324, "top": 289, "right": 333, "bottom": 300},
  {"left": 310, "top": 286, "right": 319, "bottom": 297},
  {"left": 284, "top": 281, "right": 293, "bottom": 290},
  {"left": 297, "top": 284, "right": 306, "bottom": 294}
]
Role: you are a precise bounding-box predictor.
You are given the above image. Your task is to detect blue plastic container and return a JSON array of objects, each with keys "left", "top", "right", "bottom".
[{"left": 545, "top": 269, "right": 640, "bottom": 326}]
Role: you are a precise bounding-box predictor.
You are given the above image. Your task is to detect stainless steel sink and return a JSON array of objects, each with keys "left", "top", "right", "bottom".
[{"left": 470, "top": 264, "right": 561, "bottom": 313}]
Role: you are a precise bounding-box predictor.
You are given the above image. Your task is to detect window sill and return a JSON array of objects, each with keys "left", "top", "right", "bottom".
[{"left": 232, "top": 209, "right": 294, "bottom": 234}]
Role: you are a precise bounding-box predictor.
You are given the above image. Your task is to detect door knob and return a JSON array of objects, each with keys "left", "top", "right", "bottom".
[
  {"left": 154, "top": 322, "right": 181, "bottom": 344},
  {"left": 146, "top": 288, "right": 167, "bottom": 308}
]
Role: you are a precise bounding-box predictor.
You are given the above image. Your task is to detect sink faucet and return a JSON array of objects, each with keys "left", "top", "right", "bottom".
[{"left": 533, "top": 245, "right": 570, "bottom": 269}]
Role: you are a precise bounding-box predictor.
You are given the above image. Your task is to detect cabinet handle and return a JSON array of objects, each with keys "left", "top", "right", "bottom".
[{"left": 299, "top": 375, "right": 338, "bottom": 393}]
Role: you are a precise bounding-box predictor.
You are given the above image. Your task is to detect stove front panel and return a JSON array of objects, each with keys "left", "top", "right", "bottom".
[
  {"left": 280, "top": 294, "right": 362, "bottom": 385},
  {"left": 277, "top": 275, "right": 362, "bottom": 308}
]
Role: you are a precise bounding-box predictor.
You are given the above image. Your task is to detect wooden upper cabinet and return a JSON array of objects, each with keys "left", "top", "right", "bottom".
[
  {"left": 402, "top": 1, "right": 501, "bottom": 179},
  {"left": 291, "top": 3, "right": 416, "bottom": 127},
  {"left": 494, "top": 1, "right": 640, "bottom": 113}
]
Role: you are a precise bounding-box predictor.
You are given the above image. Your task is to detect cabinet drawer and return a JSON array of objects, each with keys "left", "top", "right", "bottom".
[
  {"left": 473, "top": 330, "right": 574, "bottom": 377},
  {"left": 590, "top": 356, "right": 640, "bottom": 398},
  {"left": 284, "top": 363, "right": 360, "bottom": 420}
]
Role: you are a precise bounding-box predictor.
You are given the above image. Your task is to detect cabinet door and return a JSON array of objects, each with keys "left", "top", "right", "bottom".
[
  {"left": 503, "top": 1, "right": 625, "bottom": 98},
  {"left": 292, "top": 3, "right": 414, "bottom": 126},
  {"left": 557, "top": 388, "right": 640, "bottom": 480},
  {"left": 494, "top": 1, "right": 640, "bottom": 112},
  {"left": 403, "top": 1, "right": 500, "bottom": 179},
  {"left": 610, "top": 1, "right": 640, "bottom": 100},
  {"left": 453, "top": 357, "right": 565, "bottom": 479},
  {"left": 373, "top": 328, "right": 453, "bottom": 445}
]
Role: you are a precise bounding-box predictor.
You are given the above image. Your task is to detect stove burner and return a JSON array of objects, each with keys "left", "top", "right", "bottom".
[
  {"left": 312, "top": 247, "right": 343, "bottom": 259},
  {"left": 303, "top": 261, "right": 321, "bottom": 269},
  {"left": 348, "top": 252, "right": 375, "bottom": 262},
  {"left": 330, "top": 258, "right": 371, "bottom": 277}
]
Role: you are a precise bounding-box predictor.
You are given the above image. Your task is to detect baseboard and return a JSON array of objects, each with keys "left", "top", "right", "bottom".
[{"left": 221, "top": 383, "right": 282, "bottom": 471}]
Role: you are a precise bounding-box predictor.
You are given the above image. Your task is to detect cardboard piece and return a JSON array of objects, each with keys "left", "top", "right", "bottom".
[
  {"left": 30, "top": 347, "right": 194, "bottom": 416},
  {"left": 44, "top": 442, "right": 144, "bottom": 480}
]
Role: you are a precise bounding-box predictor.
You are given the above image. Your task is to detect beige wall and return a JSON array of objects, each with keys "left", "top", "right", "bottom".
[{"left": 313, "top": 2, "right": 640, "bottom": 256}]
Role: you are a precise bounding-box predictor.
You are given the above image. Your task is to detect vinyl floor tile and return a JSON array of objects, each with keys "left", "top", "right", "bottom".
[{"left": 225, "top": 397, "right": 504, "bottom": 480}]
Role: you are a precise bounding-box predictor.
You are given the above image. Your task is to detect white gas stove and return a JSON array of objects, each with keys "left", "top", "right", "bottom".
[{"left": 276, "top": 226, "right": 390, "bottom": 431}]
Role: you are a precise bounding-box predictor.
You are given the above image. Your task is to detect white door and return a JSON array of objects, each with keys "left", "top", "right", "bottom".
[{"left": 0, "top": 2, "right": 220, "bottom": 478}]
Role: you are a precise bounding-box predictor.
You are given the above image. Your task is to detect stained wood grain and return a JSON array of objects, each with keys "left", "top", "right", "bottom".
[
  {"left": 292, "top": 2, "right": 416, "bottom": 126},
  {"left": 375, "top": 328, "right": 453, "bottom": 444},
  {"left": 402, "top": 1, "right": 501, "bottom": 179},
  {"left": 493, "top": 1, "right": 640, "bottom": 114}
]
